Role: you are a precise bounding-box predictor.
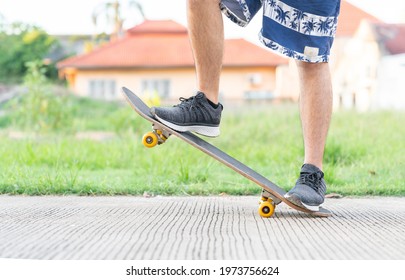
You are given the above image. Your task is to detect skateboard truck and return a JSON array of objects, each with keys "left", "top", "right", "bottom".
[
  {"left": 258, "top": 189, "right": 282, "bottom": 218},
  {"left": 142, "top": 124, "right": 171, "bottom": 148}
]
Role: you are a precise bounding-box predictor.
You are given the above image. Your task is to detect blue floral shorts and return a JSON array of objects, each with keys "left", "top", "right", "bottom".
[{"left": 220, "top": 0, "right": 341, "bottom": 62}]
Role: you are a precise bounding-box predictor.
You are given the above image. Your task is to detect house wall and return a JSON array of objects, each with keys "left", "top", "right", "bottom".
[
  {"left": 220, "top": 67, "right": 277, "bottom": 102},
  {"left": 73, "top": 68, "right": 195, "bottom": 103},
  {"left": 332, "top": 20, "right": 381, "bottom": 111},
  {"left": 70, "top": 66, "right": 277, "bottom": 104},
  {"left": 373, "top": 54, "right": 405, "bottom": 110},
  {"left": 275, "top": 62, "right": 299, "bottom": 102}
]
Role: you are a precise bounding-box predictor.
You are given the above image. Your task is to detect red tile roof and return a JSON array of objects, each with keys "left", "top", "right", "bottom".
[
  {"left": 224, "top": 38, "right": 288, "bottom": 66},
  {"left": 126, "top": 20, "right": 187, "bottom": 35},
  {"left": 57, "top": 20, "right": 287, "bottom": 70},
  {"left": 336, "top": 1, "right": 382, "bottom": 37},
  {"left": 373, "top": 23, "right": 405, "bottom": 55}
]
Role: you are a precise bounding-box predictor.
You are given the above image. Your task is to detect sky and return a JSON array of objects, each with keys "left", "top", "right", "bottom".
[{"left": 1, "top": 0, "right": 404, "bottom": 43}]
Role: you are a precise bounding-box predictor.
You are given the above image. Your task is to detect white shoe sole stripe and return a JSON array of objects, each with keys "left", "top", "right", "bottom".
[
  {"left": 154, "top": 115, "right": 220, "bottom": 137},
  {"left": 284, "top": 194, "right": 323, "bottom": 212}
]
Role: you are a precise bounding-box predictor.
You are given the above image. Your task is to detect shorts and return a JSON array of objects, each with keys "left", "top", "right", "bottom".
[{"left": 220, "top": 0, "right": 341, "bottom": 63}]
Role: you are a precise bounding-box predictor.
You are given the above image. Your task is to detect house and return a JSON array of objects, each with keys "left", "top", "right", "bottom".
[
  {"left": 57, "top": 20, "right": 287, "bottom": 103},
  {"left": 333, "top": 21, "right": 405, "bottom": 111}
]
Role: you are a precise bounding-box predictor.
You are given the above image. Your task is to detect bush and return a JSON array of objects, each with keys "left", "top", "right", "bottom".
[{"left": 11, "top": 60, "right": 72, "bottom": 132}]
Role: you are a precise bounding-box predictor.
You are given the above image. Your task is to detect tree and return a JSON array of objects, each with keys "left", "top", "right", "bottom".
[
  {"left": 0, "top": 22, "right": 57, "bottom": 83},
  {"left": 92, "top": 0, "right": 144, "bottom": 41}
]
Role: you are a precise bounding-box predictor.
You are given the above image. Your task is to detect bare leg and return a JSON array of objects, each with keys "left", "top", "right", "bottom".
[
  {"left": 187, "top": 0, "right": 223, "bottom": 104},
  {"left": 296, "top": 61, "right": 333, "bottom": 171}
]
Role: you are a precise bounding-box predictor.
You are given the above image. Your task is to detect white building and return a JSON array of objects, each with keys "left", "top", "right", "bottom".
[
  {"left": 333, "top": 20, "right": 405, "bottom": 111},
  {"left": 373, "top": 54, "right": 405, "bottom": 110}
]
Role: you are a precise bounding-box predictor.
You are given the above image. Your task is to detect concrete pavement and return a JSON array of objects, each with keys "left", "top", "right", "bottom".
[{"left": 0, "top": 195, "right": 404, "bottom": 260}]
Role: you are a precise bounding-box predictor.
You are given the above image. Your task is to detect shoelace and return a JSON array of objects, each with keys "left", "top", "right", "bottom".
[
  {"left": 297, "top": 171, "right": 324, "bottom": 193},
  {"left": 175, "top": 93, "right": 204, "bottom": 111}
]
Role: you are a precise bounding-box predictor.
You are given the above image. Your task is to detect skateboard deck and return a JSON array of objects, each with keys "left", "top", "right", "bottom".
[{"left": 122, "top": 87, "right": 331, "bottom": 217}]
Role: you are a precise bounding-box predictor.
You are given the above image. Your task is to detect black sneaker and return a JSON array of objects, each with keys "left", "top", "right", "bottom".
[
  {"left": 284, "top": 164, "right": 327, "bottom": 211},
  {"left": 150, "top": 92, "right": 223, "bottom": 137}
]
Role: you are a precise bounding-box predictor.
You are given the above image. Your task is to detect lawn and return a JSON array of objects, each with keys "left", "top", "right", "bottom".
[{"left": 0, "top": 96, "right": 404, "bottom": 196}]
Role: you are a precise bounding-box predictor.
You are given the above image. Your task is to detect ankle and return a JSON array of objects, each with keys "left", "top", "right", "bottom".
[
  {"left": 206, "top": 98, "right": 219, "bottom": 109},
  {"left": 303, "top": 162, "right": 323, "bottom": 172},
  {"left": 198, "top": 89, "right": 218, "bottom": 104}
]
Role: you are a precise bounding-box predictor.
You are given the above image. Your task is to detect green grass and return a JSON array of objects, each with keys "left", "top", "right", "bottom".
[
  {"left": 0, "top": 99, "right": 404, "bottom": 196},
  {"left": 0, "top": 94, "right": 145, "bottom": 134}
]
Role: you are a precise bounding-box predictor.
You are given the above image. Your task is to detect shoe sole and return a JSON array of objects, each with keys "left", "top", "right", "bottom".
[
  {"left": 284, "top": 193, "right": 323, "bottom": 212},
  {"left": 154, "top": 115, "right": 220, "bottom": 138}
]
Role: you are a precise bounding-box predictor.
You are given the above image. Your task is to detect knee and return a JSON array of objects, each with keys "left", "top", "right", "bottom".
[
  {"left": 295, "top": 60, "right": 328, "bottom": 71},
  {"left": 296, "top": 60, "right": 314, "bottom": 68}
]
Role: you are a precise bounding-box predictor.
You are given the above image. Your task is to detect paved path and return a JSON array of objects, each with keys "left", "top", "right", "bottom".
[{"left": 0, "top": 196, "right": 404, "bottom": 260}]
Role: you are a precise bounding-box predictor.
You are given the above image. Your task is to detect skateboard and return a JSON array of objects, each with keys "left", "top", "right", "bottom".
[{"left": 122, "top": 87, "right": 331, "bottom": 218}]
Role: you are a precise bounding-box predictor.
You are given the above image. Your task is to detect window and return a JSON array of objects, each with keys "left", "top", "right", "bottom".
[
  {"left": 88, "top": 79, "right": 116, "bottom": 100},
  {"left": 248, "top": 73, "right": 263, "bottom": 86},
  {"left": 141, "top": 79, "right": 170, "bottom": 99},
  {"left": 244, "top": 91, "right": 274, "bottom": 100}
]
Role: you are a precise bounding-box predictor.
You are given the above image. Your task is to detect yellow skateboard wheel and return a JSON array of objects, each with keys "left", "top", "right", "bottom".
[
  {"left": 142, "top": 132, "right": 158, "bottom": 148},
  {"left": 258, "top": 200, "right": 275, "bottom": 218}
]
